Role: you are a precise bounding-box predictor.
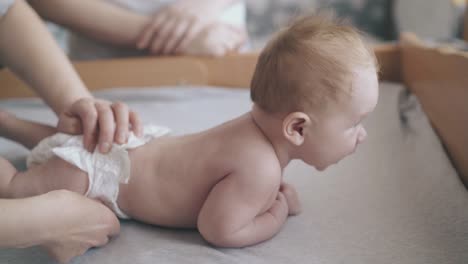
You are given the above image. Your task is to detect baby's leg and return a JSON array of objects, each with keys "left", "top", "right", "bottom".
[
  {"left": 0, "top": 157, "right": 21, "bottom": 198},
  {"left": 0, "top": 155, "right": 88, "bottom": 199},
  {"left": 0, "top": 110, "right": 56, "bottom": 149}
]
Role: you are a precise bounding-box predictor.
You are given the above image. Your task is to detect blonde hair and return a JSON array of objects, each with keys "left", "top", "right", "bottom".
[{"left": 250, "top": 12, "right": 378, "bottom": 114}]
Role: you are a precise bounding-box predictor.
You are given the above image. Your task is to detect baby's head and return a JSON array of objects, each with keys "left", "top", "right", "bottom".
[{"left": 250, "top": 12, "right": 379, "bottom": 170}]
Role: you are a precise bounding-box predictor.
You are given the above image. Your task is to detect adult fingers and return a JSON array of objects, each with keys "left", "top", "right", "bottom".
[
  {"left": 149, "top": 17, "right": 178, "bottom": 54},
  {"left": 129, "top": 110, "right": 143, "bottom": 137},
  {"left": 136, "top": 13, "right": 167, "bottom": 50},
  {"left": 57, "top": 112, "right": 83, "bottom": 135},
  {"left": 95, "top": 102, "right": 115, "bottom": 153},
  {"left": 73, "top": 99, "right": 99, "bottom": 152},
  {"left": 174, "top": 22, "right": 202, "bottom": 54},
  {"left": 111, "top": 101, "right": 129, "bottom": 144},
  {"left": 161, "top": 18, "right": 190, "bottom": 55}
]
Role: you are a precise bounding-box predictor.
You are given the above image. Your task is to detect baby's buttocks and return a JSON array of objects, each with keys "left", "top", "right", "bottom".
[{"left": 27, "top": 124, "right": 171, "bottom": 218}]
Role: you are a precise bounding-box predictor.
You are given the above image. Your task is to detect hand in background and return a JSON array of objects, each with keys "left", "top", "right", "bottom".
[
  {"left": 136, "top": 0, "right": 226, "bottom": 55},
  {"left": 184, "top": 23, "right": 247, "bottom": 57},
  {"left": 56, "top": 98, "right": 142, "bottom": 153}
]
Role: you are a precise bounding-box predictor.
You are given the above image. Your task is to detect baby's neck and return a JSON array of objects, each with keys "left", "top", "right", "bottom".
[{"left": 250, "top": 105, "right": 293, "bottom": 169}]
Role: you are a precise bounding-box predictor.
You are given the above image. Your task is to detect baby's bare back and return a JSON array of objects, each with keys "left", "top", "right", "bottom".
[{"left": 117, "top": 113, "right": 278, "bottom": 228}]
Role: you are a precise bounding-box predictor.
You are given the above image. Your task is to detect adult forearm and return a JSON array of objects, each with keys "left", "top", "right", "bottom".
[
  {"left": 29, "top": 0, "right": 149, "bottom": 47},
  {"left": 0, "top": 197, "right": 48, "bottom": 248},
  {"left": 0, "top": 0, "right": 91, "bottom": 114}
]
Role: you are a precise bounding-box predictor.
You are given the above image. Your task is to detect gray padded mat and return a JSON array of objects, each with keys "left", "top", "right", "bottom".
[{"left": 0, "top": 83, "right": 467, "bottom": 264}]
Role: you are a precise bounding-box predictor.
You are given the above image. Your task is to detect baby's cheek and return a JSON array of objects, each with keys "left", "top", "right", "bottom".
[{"left": 341, "top": 135, "right": 358, "bottom": 156}]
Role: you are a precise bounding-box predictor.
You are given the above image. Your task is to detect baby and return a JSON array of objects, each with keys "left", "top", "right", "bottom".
[{"left": 0, "top": 13, "right": 378, "bottom": 248}]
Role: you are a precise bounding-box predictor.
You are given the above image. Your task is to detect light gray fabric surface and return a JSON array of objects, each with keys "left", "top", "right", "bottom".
[
  {"left": 0, "top": 0, "right": 14, "bottom": 17},
  {"left": 0, "top": 83, "right": 467, "bottom": 264}
]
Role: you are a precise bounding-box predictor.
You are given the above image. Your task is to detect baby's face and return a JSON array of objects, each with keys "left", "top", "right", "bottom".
[{"left": 300, "top": 67, "right": 378, "bottom": 171}]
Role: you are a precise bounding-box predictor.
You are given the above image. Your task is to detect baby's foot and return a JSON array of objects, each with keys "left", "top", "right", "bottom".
[
  {"left": 184, "top": 23, "right": 248, "bottom": 57},
  {"left": 38, "top": 190, "right": 120, "bottom": 263}
]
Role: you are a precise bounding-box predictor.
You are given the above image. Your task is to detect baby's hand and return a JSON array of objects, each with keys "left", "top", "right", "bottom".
[
  {"left": 183, "top": 23, "right": 247, "bottom": 57},
  {"left": 280, "top": 181, "right": 302, "bottom": 216}
]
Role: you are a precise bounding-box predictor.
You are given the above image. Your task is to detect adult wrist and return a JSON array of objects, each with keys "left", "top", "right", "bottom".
[{"left": 52, "top": 89, "right": 93, "bottom": 115}]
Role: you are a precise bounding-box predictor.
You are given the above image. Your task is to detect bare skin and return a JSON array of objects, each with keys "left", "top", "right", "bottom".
[
  {"left": 0, "top": 0, "right": 142, "bottom": 152},
  {"left": 0, "top": 188, "right": 120, "bottom": 264},
  {"left": 28, "top": 0, "right": 247, "bottom": 57},
  {"left": 0, "top": 1, "right": 139, "bottom": 262},
  {"left": 0, "top": 66, "right": 378, "bottom": 249},
  {"left": 0, "top": 112, "right": 299, "bottom": 248}
]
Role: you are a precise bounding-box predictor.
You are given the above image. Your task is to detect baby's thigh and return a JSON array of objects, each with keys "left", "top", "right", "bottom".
[
  {"left": 0, "top": 156, "right": 19, "bottom": 196},
  {"left": 16, "top": 156, "right": 89, "bottom": 198}
]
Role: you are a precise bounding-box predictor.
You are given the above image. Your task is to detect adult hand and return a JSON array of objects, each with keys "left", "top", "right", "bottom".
[
  {"left": 56, "top": 98, "right": 142, "bottom": 153},
  {"left": 136, "top": 0, "right": 221, "bottom": 55},
  {"left": 38, "top": 190, "right": 120, "bottom": 263},
  {"left": 184, "top": 23, "right": 247, "bottom": 57},
  {"left": 280, "top": 181, "right": 302, "bottom": 216}
]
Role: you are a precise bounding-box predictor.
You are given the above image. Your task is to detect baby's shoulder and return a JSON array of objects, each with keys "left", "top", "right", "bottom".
[{"left": 231, "top": 142, "right": 281, "bottom": 181}]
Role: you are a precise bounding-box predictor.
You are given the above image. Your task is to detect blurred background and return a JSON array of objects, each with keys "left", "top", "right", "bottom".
[
  {"left": 48, "top": 0, "right": 467, "bottom": 53},
  {"left": 245, "top": 0, "right": 466, "bottom": 48}
]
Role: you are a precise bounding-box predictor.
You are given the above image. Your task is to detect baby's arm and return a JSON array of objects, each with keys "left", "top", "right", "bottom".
[
  {"left": 280, "top": 181, "right": 302, "bottom": 216},
  {"left": 1, "top": 155, "right": 88, "bottom": 199},
  {"left": 197, "top": 168, "right": 289, "bottom": 247},
  {"left": 0, "top": 111, "right": 56, "bottom": 150}
]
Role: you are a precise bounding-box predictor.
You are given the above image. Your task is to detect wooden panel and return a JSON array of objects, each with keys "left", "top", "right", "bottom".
[
  {"left": 374, "top": 43, "right": 402, "bottom": 83},
  {"left": 202, "top": 53, "right": 258, "bottom": 88},
  {"left": 76, "top": 56, "right": 208, "bottom": 89},
  {"left": 202, "top": 45, "right": 401, "bottom": 86},
  {"left": 401, "top": 33, "right": 468, "bottom": 187},
  {"left": 0, "top": 56, "right": 209, "bottom": 99},
  {"left": 0, "top": 44, "right": 400, "bottom": 99}
]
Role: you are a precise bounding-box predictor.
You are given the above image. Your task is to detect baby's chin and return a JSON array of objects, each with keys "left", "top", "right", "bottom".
[
  {"left": 313, "top": 162, "right": 330, "bottom": 171},
  {"left": 318, "top": 163, "right": 338, "bottom": 171},
  {"left": 315, "top": 166, "right": 327, "bottom": 172},
  {"left": 317, "top": 154, "right": 354, "bottom": 171}
]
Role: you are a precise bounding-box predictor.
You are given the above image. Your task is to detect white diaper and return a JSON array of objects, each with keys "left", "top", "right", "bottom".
[{"left": 27, "top": 124, "right": 170, "bottom": 219}]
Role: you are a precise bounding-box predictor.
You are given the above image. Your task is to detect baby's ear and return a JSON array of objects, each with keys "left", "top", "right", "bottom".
[{"left": 282, "top": 112, "right": 311, "bottom": 146}]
